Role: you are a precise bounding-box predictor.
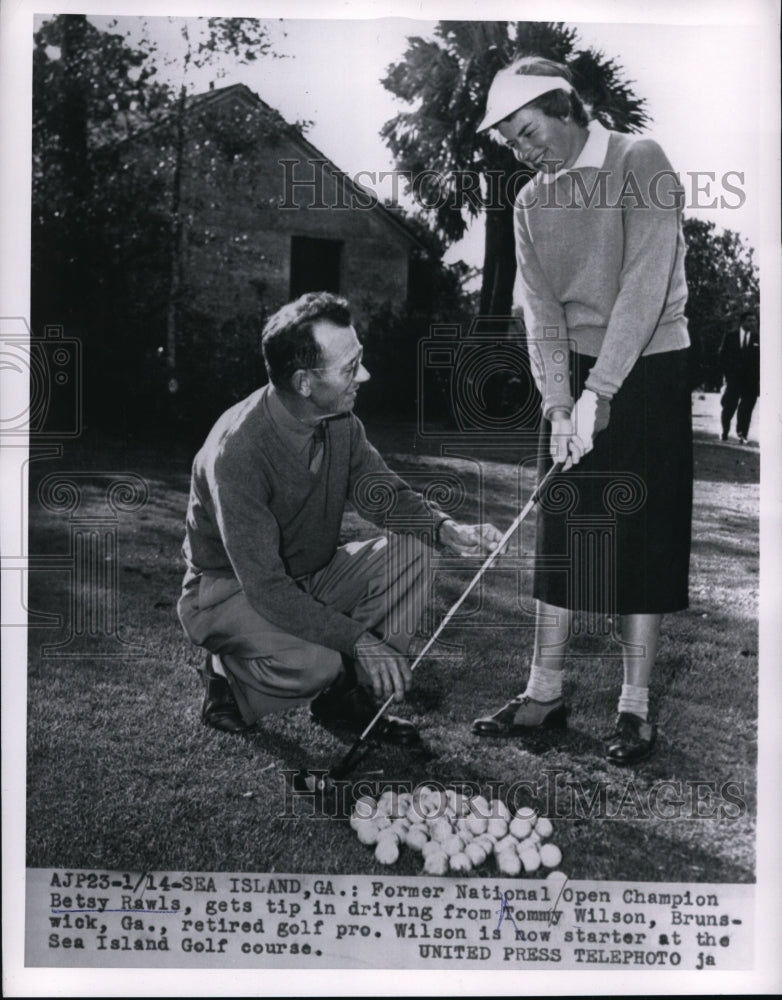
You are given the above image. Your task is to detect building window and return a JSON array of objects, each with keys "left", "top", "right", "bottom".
[{"left": 289, "top": 236, "right": 343, "bottom": 298}]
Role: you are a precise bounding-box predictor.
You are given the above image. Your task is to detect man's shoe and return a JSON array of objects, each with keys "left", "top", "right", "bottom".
[
  {"left": 605, "top": 712, "right": 657, "bottom": 765},
  {"left": 721, "top": 431, "right": 729, "bottom": 441},
  {"left": 201, "top": 664, "right": 250, "bottom": 734},
  {"left": 311, "top": 683, "right": 419, "bottom": 746},
  {"left": 738, "top": 434, "right": 748, "bottom": 445},
  {"left": 472, "top": 695, "right": 567, "bottom": 736}
]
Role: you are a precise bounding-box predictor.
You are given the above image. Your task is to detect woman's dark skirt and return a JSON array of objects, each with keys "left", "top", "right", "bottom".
[{"left": 533, "top": 348, "right": 693, "bottom": 615}]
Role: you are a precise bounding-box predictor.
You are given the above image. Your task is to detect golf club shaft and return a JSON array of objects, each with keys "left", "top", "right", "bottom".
[{"left": 350, "top": 459, "right": 564, "bottom": 746}]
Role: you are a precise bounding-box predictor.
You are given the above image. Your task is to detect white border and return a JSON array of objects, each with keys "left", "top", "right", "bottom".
[{"left": 2, "top": 0, "right": 780, "bottom": 995}]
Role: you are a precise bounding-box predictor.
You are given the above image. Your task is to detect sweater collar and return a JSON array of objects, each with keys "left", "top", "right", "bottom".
[
  {"left": 540, "top": 120, "right": 612, "bottom": 184},
  {"left": 266, "top": 385, "right": 320, "bottom": 455}
]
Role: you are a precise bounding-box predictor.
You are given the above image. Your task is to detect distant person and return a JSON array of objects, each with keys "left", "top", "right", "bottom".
[
  {"left": 471, "top": 56, "right": 693, "bottom": 765},
  {"left": 177, "top": 292, "right": 502, "bottom": 742},
  {"left": 719, "top": 311, "right": 760, "bottom": 444}
]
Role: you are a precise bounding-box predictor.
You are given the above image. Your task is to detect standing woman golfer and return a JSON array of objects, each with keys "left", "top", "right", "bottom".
[{"left": 471, "top": 57, "right": 692, "bottom": 764}]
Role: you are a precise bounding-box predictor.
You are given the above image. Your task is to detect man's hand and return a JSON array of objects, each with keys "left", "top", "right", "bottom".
[
  {"left": 354, "top": 632, "right": 412, "bottom": 703},
  {"left": 438, "top": 520, "right": 503, "bottom": 556}
]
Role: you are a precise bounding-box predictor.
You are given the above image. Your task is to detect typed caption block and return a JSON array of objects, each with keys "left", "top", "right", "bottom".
[{"left": 26, "top": 869, "right": 752, "bottom": 970}]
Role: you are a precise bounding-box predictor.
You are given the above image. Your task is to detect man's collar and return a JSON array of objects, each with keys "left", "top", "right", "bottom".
[
  {"left": 540, "top": 120, "right": 612, "bottom": 184},
  {"left": 266, "top": 385, "right": 319, "bottom": 454}
]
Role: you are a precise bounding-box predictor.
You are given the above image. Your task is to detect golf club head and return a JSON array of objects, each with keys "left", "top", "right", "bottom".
[
  {"left": 288, "top": 740, "right": 371, "bottom": 799},
  {"left": 329, "top": 737, "right": 372, "bottom": 781}
]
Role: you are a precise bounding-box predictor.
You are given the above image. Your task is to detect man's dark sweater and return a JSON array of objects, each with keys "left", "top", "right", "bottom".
[{"left": 182, "top": 384, "right": 446, "bottom": 655}]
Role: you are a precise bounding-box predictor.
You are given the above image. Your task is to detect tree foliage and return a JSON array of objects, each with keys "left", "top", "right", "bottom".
[
  {"left": 31, "top": 14, "right": 283, "bottom": 436},
  {"left": 381, "top": 21, "right": 649, "bottom": 316},
  {"left": 32, "top": 16, "right": 171, "bottom": 321}
]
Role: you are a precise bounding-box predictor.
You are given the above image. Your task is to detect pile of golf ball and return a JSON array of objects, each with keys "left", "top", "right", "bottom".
[{"left": 349, "top": 787, "right": 564, "bottom": 876}]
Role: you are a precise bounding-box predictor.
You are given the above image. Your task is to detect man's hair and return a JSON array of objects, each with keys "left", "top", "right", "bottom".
[
  {"left": 262, "top": 292, "right": 352, "bottom": 388},
  {"left": 499, "top": 56, "right": 590, "bottom": 129}
]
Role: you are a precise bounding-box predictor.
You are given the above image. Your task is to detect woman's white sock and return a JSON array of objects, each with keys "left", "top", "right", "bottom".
[{"left": 524, "top": 663, "right": 563, "bottom": 702}]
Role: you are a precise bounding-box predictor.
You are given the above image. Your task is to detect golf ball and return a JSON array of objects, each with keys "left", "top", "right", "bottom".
[
  {"left": 375, "top": 837, "right": 400, "bottom": 865},
  {"left": 423, "top": 849, "right": 449, "bottom": 876},
  {"left": 405, "top": 827, "right": 429, "bottom": 852},
  {"left": 475, "top": 834, "right": 496, "bottom": 855},
  {"left": 520, "top": 847, "right": 541, "bottom": 873},
  {"left": 406, "top": 801, "right": 427, "bottom": 823},
  {"left": 348, "top": 781, "right": 561, "bottom": 879},
  {"left": 355, "top": 820, "right": 380, "bottom": 846},
  {"left": 535, "top": 816, "right": 554, "bottom": 839},
  {"left": 489, "top": 799, "right": 511, "bottom": 822},
  {"left": 509, "top": 817, "right": 532, "bottom": 840},
  {"left": 429, "top": 817, "right": 454, "bottom": 843},
  {"left": 396, "top": 792, "right": 413, "bottom": 812},
  {"left": 451, "top": 793, "right": 469, "bottom": 816},
  {"left": 496, "top": 851, "right": 522, "bottom": 876},
  {"left": 469, "top": 795, "right": 490, "bottom": 818},
  {"left": 427, "top": 789, "right": 447, "bottom": 814},
  {"left": 441, "top": 834, "right": 466, "bottom": 857},
  {"left": 487, "top": 818, "right": 509, "bottom": 839},
  {"left": 390, "top": 818, "right": 411, "bottom": 837},
  {"left": 495, "top": 834, "right": 518, "bottom": 856},
  {"left": 464, "top": 842, "right": 488, "bottom": 867},
  {"left": 539, "top": 843, "right": 562, "bottom": 868},
  {"left": 466, "top": 813, "right": 488, "bottom": 836},
  {"left": 353, "top": 796, "right": 377, "bottom": 820}
]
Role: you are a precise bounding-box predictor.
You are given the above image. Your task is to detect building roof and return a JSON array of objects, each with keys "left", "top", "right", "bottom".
[{"left": 187, "top": 82, "right": 425, "bottom": 249}]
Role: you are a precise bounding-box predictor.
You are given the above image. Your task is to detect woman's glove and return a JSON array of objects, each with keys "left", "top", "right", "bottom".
[
  {"left": 550, "top": 390, "right": 611, "bottom": 469},
  {"left": 571, "top": 389, "right": 611, "bottom": 455}
]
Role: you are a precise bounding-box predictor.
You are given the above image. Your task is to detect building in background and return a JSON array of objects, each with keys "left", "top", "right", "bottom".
[
  {"left": 34, "top": 79, "right": 422, "bottom": 436},
  {"left": 167, "top": 83, "right": 421, "bottom": 323}
]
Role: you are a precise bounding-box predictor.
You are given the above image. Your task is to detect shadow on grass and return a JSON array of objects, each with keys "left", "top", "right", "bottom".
[{"left": 693, "top": 440, "right": 759, "bottom": 485}]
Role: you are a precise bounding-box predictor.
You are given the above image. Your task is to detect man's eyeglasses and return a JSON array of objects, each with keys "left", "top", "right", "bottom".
[{"left": 309, "top": 348, "right": 364, "bottom": 380}]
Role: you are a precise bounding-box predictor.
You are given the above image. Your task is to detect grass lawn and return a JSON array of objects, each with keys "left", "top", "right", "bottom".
[{"left": 25, "top": 400, "right": 759, "bottom": 883}]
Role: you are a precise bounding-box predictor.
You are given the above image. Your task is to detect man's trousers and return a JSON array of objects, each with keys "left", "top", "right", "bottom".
[
  {"left": 178, "top": 533, "right": 432, "bottom": 723},
  {"left": 721, "top": 380, "right": 758, "bottom": 439}
]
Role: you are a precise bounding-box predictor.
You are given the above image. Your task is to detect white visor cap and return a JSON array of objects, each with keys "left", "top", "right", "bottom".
[{"left": 477, "top": 67, "right": 573, "bottom": 133}]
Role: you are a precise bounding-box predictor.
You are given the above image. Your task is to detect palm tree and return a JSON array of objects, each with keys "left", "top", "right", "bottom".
[{"left": 382, "top": 21, "right": 649, "bottom": 319}]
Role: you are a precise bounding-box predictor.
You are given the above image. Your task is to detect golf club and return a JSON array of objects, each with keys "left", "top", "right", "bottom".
[{"left": 317, "top": 458, "right": 565, "bottom": 789}]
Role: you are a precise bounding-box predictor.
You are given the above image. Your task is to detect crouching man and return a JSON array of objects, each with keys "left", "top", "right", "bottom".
[{"left": 178, "top": 292, "right": 502, "bottom": 743}]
